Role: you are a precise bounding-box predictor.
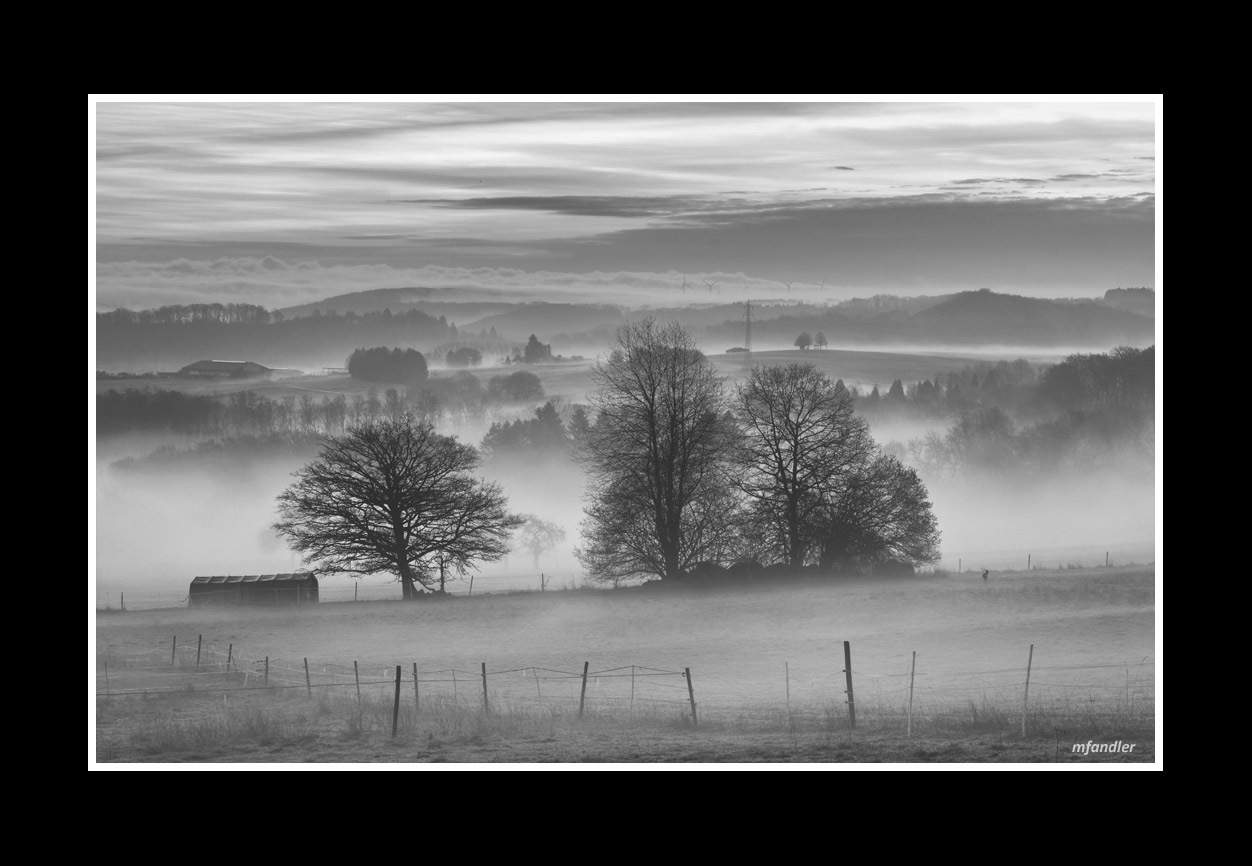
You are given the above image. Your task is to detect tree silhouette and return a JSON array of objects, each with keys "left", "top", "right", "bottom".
[
  {"left": 575, "top": 319, "right": 739, "bottom": 581},
  {"left": 273, "top": 416, "right": 522, "bottom": 599},
  {"left": 516, "top": 515, "right": 566, "bottom": 569},
  {"left": 735, "top": 364, "right": 872, "bottom": 567}
]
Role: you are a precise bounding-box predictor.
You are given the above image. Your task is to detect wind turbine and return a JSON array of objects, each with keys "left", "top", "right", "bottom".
[
  {"left": 680, "top": 274, "right": 690, "bottom": 295},
  {"left": 782, "top": 279, "right": 794, "bottom": 294},
  {"left": 704, "top": 279, "right": 719, "bottom": 295}
]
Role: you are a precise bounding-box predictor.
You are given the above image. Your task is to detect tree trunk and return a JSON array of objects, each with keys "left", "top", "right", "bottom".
[
  {"left": 398, "top": 560, "right": 416, "bottom": 601},
  {"left": 787, "top": 498, "right": 804, "bottom": 568},
  {"left": 664, "top": 541, "right": 682, "bottom": 580}
]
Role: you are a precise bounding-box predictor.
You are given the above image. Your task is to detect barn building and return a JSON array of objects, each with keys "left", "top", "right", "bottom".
[
  {"left": 188, "top": 573, "right": 318, "bottom": 607},
  {"left": 179, "top": 360, "right": 273, "bottom": 379}
]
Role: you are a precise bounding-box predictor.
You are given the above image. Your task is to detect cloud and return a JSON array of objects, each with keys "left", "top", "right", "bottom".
[
  {"left": 95, "top": 194, "right": 1155, "bottom": 311},
  {"left": 393, "top": 195, "right": 711, "bottom": 219},
  {"left": 951, "top": 177, "right": 1045, "bottom": 185}
]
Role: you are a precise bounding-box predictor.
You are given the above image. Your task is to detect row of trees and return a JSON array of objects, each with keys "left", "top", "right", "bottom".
[
  {"left": 884, "top": 347, "right": 1155, "bottom": 481},
  {"left": 576, "top": 320, "right": 939, "bottom": 581},
  {"left": 269, "top": 319, "right": 939, "bottom": 597},
  {"left": 98, "top": 303, "right": 278, "bottom": 325},
  {"left": 479, "top": 401, "right": 570, "bottom": 462},
  {"left": 98, "top": 370, "right": 548, "bottom": 440},
  {"left": 794, "top": 331, "right": 829, "bottom": 350},
  {"left": 347, "top": 347, "right": 430, "bottom": 384}
]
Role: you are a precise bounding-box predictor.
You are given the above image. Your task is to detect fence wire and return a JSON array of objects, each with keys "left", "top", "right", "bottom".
[{"left": 95, "top": 636, "right": 1156, "bottom": 729}]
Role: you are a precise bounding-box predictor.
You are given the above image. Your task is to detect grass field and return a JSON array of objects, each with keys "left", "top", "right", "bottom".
[{"left": 94, "top": 565, "right": 1158, "bottom": 765}]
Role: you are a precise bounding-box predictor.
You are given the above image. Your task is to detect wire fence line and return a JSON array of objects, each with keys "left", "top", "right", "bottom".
[
  {"left": 96, "top": 545, "right": 1155, "bottom": 612},
  {"left": 930, "top": 542, "right": 1155, "bottom": 574},
  {"left": 96, "top": 635, "right": 1156, "bottom": 732}
]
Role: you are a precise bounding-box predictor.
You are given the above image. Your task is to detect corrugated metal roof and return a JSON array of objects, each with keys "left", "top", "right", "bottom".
[
  {"left": 180, "top": 360, "right": 270, "bottom": 373},
  {"left": 191, "top": 573, "right": 316, "bottom": 586}
]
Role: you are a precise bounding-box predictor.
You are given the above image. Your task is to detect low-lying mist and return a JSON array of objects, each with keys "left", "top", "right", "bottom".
[{"left": 923, "top": 469, "right": 1155, "bottom": 567}]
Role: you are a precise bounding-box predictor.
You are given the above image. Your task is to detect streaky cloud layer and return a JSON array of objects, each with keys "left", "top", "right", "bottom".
[{"left": 94, "top": 100, "right": 1157, "bottom": 309}]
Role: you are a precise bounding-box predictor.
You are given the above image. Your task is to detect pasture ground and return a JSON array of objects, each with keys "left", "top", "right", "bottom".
[{"left": 94, "top": 565, "right": 1158, "bottom": 765}]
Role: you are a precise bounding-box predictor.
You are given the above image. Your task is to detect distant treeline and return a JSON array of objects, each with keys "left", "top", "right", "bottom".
[
  {"left": 849, "top": 347, "right": 1154, "bottom": 424},
  {"left": 113, "top": 433, "right": 325, "bottom": 473},
  {"left": 885, "top": 348, "right": 1155, "bottom": 480},
  {"left": 97, "top": 305, "right": 458, "bottom": 370},
  {"left": 98, "top": 371, "right": 548, "bottom": 439},
  {"left": 480, "top": 400, "right": 573, "bottom": 462},
  {"left": 705, "top": 290, "right": 1155, "bottom": 349},
  {"left": 98, "top": 303, "right": 282, "bottom": 325}
]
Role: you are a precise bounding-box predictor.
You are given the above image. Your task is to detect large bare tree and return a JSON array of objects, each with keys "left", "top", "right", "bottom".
[
  {"left": 575, "top": 319, "right": 737, "bottom": 581},
  {"left": 273, "top": 415, "right": 522, "bottom": 599},
  {"left": 735, "top": 363, "right": 873, "bottom": 567}
]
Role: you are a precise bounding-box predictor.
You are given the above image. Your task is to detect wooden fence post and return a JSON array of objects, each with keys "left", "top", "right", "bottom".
[
  {"left": 843, "top": 641, "right": 856, "bottom": 730},
  {"left": 908, "top": 651, "right": 916, "bottom": 738},
  {"left": 481, "top": 662, "right": 490, "bottom": 715},
  {"left": 354, "top": 661, "right": 362, "bottom": 708},
  {"left": 785, "top": 662, "right": 791, "bottom": 730},
  {"left": 469, "top": 576, "right": 474, "bottom": 596},
  {"left": 104, "top": 661, "right": 110, "bottom": 696},
  {"left": 171, "top": 635, "right": 177, "bottom": 666},
  {"left": 196, "top": 634, "right": 202, "bottom": 670},
  {"left": 265, "top": 657, "right": 269, "bottom": 686},
  {"left": 685, "top": 667, "right": 698, "bottom": 728},
  {"left": 630, "top": 665, "right": 635, "bottom": 713},
  {"left": 227, "top": 643, "right": 233, "bottom": 672},
  {"left": 392, "top": 666, "right": 402, "bottom": 738},
  {"left": 413, "top": 663, "right": 420, "bottom": 712},
  {"left": 304, "top": 657, "right": 311, "bottom": 697},
  {"left": 1106, "top": 551, "right": 1109, "bottom": 567},
  {"left": 121, "top": 592, "right": 124, "bottom": 612},
  {"left": 354, "top": 582, "right": 358, "bottom": 602},
  {"left": 578, "top": 661, "right": 589, "bottom": 717},
  {"left": 1028, "top": 553, "right": 1031, "bottom": 570},
  {"left": 1022, "top": 644, "right": 1034, "bottom": 737}
]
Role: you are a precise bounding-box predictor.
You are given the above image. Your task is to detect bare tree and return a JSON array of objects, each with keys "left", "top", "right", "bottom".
[
  {"left": 575, "top": 319, "right": 738, "bottom": 581},
  {"left": 516, "top": 515, "right": 566, "bottom": 569},
  {"left": 273, "top": 415, "right": 523, "bottom": 599},
  {"left": 735, "top": 364, "right": 872, "bottom": 567}
]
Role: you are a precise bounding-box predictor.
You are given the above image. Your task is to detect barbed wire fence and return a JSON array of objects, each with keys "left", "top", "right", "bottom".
[{"left": 95, "top": 636, "right": 1156, "bottom": 738}]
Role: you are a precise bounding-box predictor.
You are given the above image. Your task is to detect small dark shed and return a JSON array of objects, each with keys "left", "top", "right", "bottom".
[{"left": 189, "top": 573, "right": 318, "bottom": 607}]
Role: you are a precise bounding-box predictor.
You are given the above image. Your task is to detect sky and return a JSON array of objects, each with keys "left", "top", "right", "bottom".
[{"left": 92, "top": 97, "right": 1158, "bottom": 311}]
